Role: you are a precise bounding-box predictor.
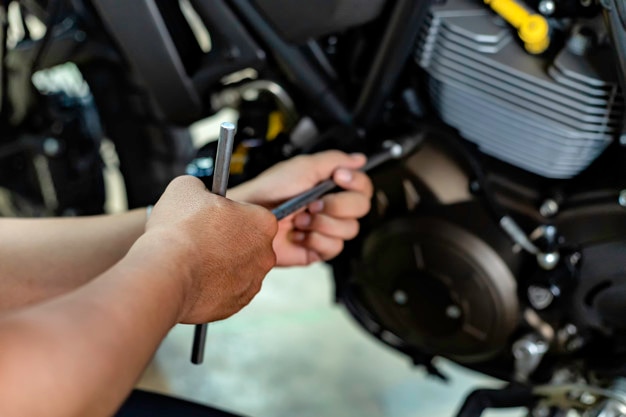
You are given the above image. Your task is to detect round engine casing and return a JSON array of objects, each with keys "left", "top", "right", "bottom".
[{"left": 354, "top": 216, "right": 520, "bottom": 363}]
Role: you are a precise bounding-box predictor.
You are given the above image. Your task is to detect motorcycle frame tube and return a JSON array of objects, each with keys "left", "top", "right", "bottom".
[
  {"left": 89, "top": 0, "right": 203, "bottom": 124},
  {"left": 353, "top": 0, "right": 434, "bottom": 128},
  {"left": 90, "top": 0, "right": 264, "bottom": 125},
  {"left": 227, "top": 0, "right": 352, "bottom": 126},
  {"left": 90, "top": 0, "right": 433, "bottom": 132}
]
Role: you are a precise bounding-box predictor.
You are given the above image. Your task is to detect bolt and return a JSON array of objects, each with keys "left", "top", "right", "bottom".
[
  {"left": 566, "top": 336, "right": 584, "bottom": 352},
  {"left": 446, "top": 305, "right": 462, "bottom": 319},
  {"left": 579, "top": 392, "right": 597, "bottom": 405},
  {"left": 43, "top": 138, "right": 61, "bottom": 157},
  {"left": 619, "top": 190, "right": 626, "bottom": 208},
  {"left": 563, "top": 323, "right": 578, "bottom": 336},
  {"left": 620, "top": 134, "right": 626, "bottom": 146},
  {"left": 469, "top": 180, "right": 481, "bottom": 193},
  {"left": 185, "top": 164, "right": 199, "bottom": 176},
  {"left": 537, "top": 251, "right": 560, "bottom": 270},
  {"left": 74, "top": 31, "right": 86, "bottom": 42},
  {"left": 544, "top": 225, "right": 557, "bottom": 241},
  {"left": 558, "top": 324, "right": 585, "bottom": 352},
  {"left": 528, "top": 285, "right": 555, "bottom": 310},
  {"left": 282, "top": 143, "right": 295, "bottom": 157},
  {"left": 532, "top": 405, "right": 551, "bottom": 417},
  {"left": 539, "top": 199, "right": 559, "bottom": 217},
  {"left": 568, "top": 27, "right": 595, "bottom": 56},
  {"left": 569, "top": 252, "right": 582, "bottom": 266},
  {"left": 393, "top": 290, "right": 408, "bottom": 306},
  {"left": 195, "top": 158, "right": 213, "bottom": 170},
  {"left": 538, "top": 0, "right": 556, "bottom": 15}
]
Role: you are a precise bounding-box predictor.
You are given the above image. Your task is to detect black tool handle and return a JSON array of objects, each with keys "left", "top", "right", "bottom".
[{"left": 191, "top": 122, "right": 236, "bottom": 365}]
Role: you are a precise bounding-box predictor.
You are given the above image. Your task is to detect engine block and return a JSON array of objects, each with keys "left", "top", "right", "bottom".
[{"left": 416, "top": 0, "right": 624, "bottom": 179}]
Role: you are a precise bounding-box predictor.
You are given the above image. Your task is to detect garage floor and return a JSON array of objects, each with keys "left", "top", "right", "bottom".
[{"left": 136, "top": 263, "right": 520, "bottom": 417}]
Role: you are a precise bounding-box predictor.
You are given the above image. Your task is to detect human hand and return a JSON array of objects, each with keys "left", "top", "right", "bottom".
[
  {"left": 230, "top": 151, "right": 373, "bottom": 266},
  {"left": 140, "top": 176, "right": 277, "bottom": 324}
]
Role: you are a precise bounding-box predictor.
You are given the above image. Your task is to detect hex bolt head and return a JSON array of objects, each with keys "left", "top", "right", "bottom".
[
  {"left": 539, "top": 199, "right": 559, "bottom": 217},
  {"left": 537, "top": 252, "right": 560, "bottom": 270},
  {"left": 393, "top": 290, "right": 408, "bottom": 306},
  {"left": 445, "top": 305, "right": 462, "bottom": 319},
  {"left": 528, "top": 285, "right": 555, "bottom": 310},
  {"left": 619, "top": 190, "right": 626, "bottom": 208},
  {"left": 538, "top": 0, "right": 556, "bottom": 15},
  {"left": 43, "top": 138, "right": 61, "bottom": 157}
]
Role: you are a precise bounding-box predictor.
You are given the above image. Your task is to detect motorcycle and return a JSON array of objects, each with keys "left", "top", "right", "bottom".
[{"left": 1, "top": 0, "right": 626, "bottom": 416}]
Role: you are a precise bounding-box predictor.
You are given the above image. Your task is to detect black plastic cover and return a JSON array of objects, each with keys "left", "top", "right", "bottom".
[{"left": 251, "top": 0, "right": 386, "bottom": 44}]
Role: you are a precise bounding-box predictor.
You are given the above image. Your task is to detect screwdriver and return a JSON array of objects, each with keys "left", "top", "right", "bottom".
[
  {"left": 271, "top": 133, "right": 424, "bottom": 220},
  {"left": 191, "top": 121, "right": 236, "bottom": 365}
]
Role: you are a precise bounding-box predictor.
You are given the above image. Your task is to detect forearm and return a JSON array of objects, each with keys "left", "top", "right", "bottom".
[
  {"left": 0, "top": 208, "right": 147, "bottom": 310},
  {"left": 0, "top": 234, "right": 186, "bottom": 417}
]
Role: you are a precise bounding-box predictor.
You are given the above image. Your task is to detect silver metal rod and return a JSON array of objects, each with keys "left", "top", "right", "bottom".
[
  {"left": 191, "top": 122, "right": 236, "bottom": 365},
  {"left": 271, "top": 137, "right": 414, "bottom": 220}
]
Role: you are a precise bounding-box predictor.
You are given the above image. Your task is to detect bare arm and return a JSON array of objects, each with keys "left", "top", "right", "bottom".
[
  {"left": 0, "top": 176, "right": 277, "bottom": 417},
  {"left": 0, "top": 208, "right": 147, "bottom": 310},
  {"left": 0, "top": 150, "right": 373, "bottom": 311}
]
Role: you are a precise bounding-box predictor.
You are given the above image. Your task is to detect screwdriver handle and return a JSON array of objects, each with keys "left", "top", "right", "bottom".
[{"left": 191, "top": 122, "right": 236, "bottom": 365}]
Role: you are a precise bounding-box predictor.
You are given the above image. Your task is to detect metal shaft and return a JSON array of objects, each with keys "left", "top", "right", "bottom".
[
  {"left": 191, "top": 122, "right": 236, "bottom": 365},
  {"left": 271, "top": 141, "right": 404, "bottom": 220}
]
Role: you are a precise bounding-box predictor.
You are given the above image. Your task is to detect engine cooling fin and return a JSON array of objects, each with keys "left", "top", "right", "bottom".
[{"left": 416, "top": 0, "right": 624, "bottom": 179}]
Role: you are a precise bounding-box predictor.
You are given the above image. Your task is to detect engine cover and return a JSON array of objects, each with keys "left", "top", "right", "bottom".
[
  {"left": 354, "top": 216, "right": 519, "bottom": 363},
  {"left": 416, "top": 0, "right": 624, "bottom": 179}
]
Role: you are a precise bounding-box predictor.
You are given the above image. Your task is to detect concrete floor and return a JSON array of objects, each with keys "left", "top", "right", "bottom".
[{"left": 136, "top": 263, "right": 520, "bottom": 417}]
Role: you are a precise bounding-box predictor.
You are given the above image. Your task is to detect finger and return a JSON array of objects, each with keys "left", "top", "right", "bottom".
[
  {"left": 305, "top": 151, "right": 366, "bottom": 184},
  {"left": 299, "top": 231, "right": 345, "bottom": 261},
  {"left": 332, "top": 169, "right": 374, "bottom": 199},
  {"left": 294, "top": 212, "right": 360, "bottom": 241},
  {"left": 308, "top": 192, "right": 372, "bottom": 219}
]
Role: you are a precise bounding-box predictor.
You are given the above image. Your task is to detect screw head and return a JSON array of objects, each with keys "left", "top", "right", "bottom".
[
  {"left": 538, "top": 0, "right": 556, "bottom": 15},
  {"left": 445, "top": 305, "right": 462, "bottom": 319},
  {"left": 528, "top": 285, "right": 555, "bottom": 310},
  {"left": 43, "top": 138, "right": 61, "bottom": 157},
  {"left": 539, "top": 199, "right": 559, "bottom": 217},
  {"left": 393, "top": 290, "right": 408, "bottom": 306},
  {"left": 537, "top": 252, "right": 560, "bottom": 270}
]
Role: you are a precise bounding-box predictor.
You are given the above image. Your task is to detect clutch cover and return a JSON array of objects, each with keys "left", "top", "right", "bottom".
[{"left": 351, "top": 216, "right": 519, "bottom": 363}]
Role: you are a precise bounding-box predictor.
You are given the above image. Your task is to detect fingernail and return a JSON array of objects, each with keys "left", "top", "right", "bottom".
[
  {"left": 336, "top": 169, "right": 353, "bottom": 183},
  {"left": 350, "top": 152, "right": 365, "bottom": 160},
  {"left": 309, "top": 200, "right": 324, "bottom": 213},
  {"left": 295, "top": 213, "right": 312, "bottom": 228},
  {"left": 291, "top": 231, "right": 306, "bottom": 242}
]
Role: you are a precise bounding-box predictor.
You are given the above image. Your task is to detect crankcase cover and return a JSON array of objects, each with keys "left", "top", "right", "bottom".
[{"left": 353, "top": 216, "right": 519, "bottom": 363}]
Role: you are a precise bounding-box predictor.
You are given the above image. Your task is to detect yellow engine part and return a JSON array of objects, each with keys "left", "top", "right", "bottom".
[{"left": 484, "top": 0, "right": 550, "bottom": 54}]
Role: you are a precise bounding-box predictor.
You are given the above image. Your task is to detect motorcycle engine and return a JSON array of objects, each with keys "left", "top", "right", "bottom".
[
  {"left": 416, "top": 0, "right": 623, "bottom": 179},
  {"left": 334, "top": 0, "right": 626, "bottom": 387}
]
